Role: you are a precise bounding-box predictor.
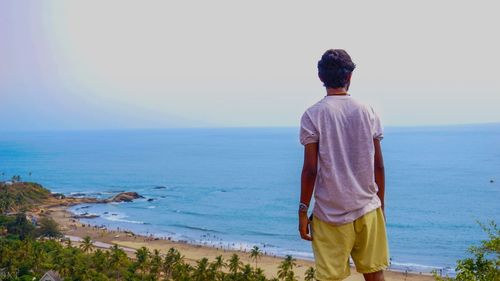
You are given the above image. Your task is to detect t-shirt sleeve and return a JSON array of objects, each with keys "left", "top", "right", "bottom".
[
  {"left": 370, "top": 107, "right": 384, "bottom": 140},
  {"left": 300, "top": 112, "right": 319, "bottom": 145}
]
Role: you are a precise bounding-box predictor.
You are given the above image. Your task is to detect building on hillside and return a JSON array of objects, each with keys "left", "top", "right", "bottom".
[{"left": 40, "top": 270, "right": 62, "bottom": 281}]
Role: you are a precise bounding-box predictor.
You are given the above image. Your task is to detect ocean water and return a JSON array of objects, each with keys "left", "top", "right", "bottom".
[{"left": 1, "top": 125, "right": 499, "bottom": 274}]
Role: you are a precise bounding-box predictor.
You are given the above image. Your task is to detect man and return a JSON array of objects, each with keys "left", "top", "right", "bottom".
[{"left": 298, "top": 49, "right": 389, "bottom": 281}]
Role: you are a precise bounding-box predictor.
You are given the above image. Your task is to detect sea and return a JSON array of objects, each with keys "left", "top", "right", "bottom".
[{"left": 1, "top": 124, "right": 499, "bottom": 275}]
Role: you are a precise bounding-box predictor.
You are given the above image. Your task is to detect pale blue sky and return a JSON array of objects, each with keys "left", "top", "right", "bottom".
[{"left": 1, "top": 1, "right": 499, "bottom": 130}]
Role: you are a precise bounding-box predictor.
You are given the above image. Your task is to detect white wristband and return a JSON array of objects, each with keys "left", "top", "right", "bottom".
[{"left": 299, "top": 202, "right": 309, "bottom": 213}]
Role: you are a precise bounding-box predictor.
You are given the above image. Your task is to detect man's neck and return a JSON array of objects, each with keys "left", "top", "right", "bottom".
[{"left": 326, "top": 87, "right": 349, "bottom": 96}]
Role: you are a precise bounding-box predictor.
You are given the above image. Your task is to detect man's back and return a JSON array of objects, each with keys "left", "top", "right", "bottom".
[
  {"left": 298, "top": 49, "right": 388, "bottom": 281},
  {"left": 300, "top": 95, "right": 383, "bottom": 225}
]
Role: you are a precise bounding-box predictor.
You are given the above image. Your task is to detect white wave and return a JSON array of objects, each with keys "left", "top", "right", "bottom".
[
  {"left": 391, "top": 262, "right": 441, "bottom": 269},
  {"left": 102, "top": 213, "right": 145, "bottom": 224},
  {"left": 389, "top": 261, "right": 455, "bottom": 275},
  {"left": 108, "top": 202, "right": 123, "bottom": 205},
  {"left": 196, "top": 239, "right": 260, "bottom": 252},
  {"left": 192, "top": 239, "right": 285, "bottom": 258},
  {"left": 280, "top": 250, "right": 314, "bottom": 260}
]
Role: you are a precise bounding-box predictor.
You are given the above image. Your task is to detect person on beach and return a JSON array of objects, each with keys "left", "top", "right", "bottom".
[{"left": 298, "top": 49, "right": 388, "bottom": 281}]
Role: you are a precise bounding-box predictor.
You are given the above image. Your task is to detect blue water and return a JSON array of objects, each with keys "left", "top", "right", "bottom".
[{"left": 1, "top": 125, "right": 499, "bottom": 274}]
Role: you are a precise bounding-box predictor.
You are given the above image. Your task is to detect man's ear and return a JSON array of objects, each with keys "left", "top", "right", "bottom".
[
  {"left": 346, "top": 73, "right": 352, "bottom": 90},
  {"left": 346, "top": 73, "right": 352, "bottom": 83}
]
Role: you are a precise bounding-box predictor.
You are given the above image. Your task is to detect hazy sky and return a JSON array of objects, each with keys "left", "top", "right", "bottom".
[{"left": 1, "top": 1, "right": 499, "bottom": 130}]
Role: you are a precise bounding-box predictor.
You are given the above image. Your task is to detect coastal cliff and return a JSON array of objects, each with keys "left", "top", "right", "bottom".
[{"left": 0, "top": 181, "right": 143, "bottom": 213}]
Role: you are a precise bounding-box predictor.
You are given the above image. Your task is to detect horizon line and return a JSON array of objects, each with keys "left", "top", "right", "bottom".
[{"left": 1, "top": 121, "right": 500, "bottom": 133}]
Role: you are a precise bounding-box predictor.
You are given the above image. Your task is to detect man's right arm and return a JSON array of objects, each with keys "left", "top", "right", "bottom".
[
  {"left": 298, "top": 142, "right": 318, "bottom": 241},
  {"left": 374, "top": 138, "right": 385, "bottom": 213}
]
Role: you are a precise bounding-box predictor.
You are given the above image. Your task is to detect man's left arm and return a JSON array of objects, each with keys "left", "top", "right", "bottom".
[{"left": 374, "top": 138, "right": 385, "bottom": 214}]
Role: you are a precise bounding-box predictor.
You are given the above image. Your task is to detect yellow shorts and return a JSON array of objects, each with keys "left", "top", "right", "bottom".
[{"left": 311, "top": 208, "right": 389, "bottom": 281}]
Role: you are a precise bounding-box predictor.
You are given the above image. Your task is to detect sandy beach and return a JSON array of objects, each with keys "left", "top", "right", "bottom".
[{"left": 39, "top": 201, "right": 435, "bottom": 281}]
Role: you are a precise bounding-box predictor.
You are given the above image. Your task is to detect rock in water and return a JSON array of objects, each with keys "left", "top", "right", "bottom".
[
  {"left": 73, "top": 213, "right": 99, "bottom": 219},
  {"left": 106, "top": 192, "right": 144, "bottom": 202}
]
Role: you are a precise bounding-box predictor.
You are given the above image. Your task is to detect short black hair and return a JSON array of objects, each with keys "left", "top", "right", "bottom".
[{"left": 317, "top": 49, "right": 356, "bottom": 88}]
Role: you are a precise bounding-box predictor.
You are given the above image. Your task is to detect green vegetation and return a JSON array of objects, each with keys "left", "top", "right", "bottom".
[
  {"left": 36, "top": 216, "right": 63, "bottom": 239},
  {"left": 0, "top": 213, "right": 62, "bottom": 240},
  {"left": 0, "top": 181, "right": 51, "bottom": 213},
  {"left": 304, "top": 267, "right": 315, "bottom": 281},
  {"left": 0, "top": 233, "right": 315, "bottom": 280},
  {"left": 435, "top": 221, "right": 499, "bottom": 281},
  {"left": 0, "top": 213, "right": 35, "bottom": 240},
  {"left": 0, "top": 180, "right": 62, "bottom": 240}
]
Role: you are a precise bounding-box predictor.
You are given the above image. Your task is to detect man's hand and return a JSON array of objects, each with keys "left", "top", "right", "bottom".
[{"left": 298, "top": 212, "right": 312, "bottom": 241}]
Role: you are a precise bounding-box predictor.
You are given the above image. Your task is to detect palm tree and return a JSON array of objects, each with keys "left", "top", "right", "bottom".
[
  {"left": 228, "top": 253, "right": 242, "bottom": 275},
  {"left": 109, "top": 244, "right": 122, "bottom": 264},
  {"left": 172, "top": 262, "right": 193, "bottom": 281},
  {"left": 277, "top": 255, "right": 296, "bottom": 281},
  {"left": 109, "top": 244, "right": 129, "bottom": 279},
  {"left": 250, "top": 245, "right": 263, "bottom": 269},
  {"left": 134, "top": 246, "right": 150, "bottom": 277},
  {"left": 254, "top": 268, "right": 267, "bottom": 281},
  {"left": 304, "top": 267, "right": 315, "bottom": 281},
  {"left": 55, "top": 247, "right": 76, "bottom": 277},
  {"left": 163, "top": 247, "right": 183, "bottom": 279},
  {"left": 90, "top": 249, "right": 107, "bottom": 273},
  {"left": 79, "top": 235, "right": 94, "bottom": 253},
  {"left": 149, "top": 248, "right": 162, "bottom": 278},
  {"left": 285, "top": 270, "right": 298, "bottom": 281},
  {"left": 242, "top": 263, "right": 253, "bottom": 280},
  {"left": 212, "top": 255, "right": 225, "bottom": 271},
  {"left": 64, "top": 237, "right": 72, "bottom": 248},
  {"left": 210, "top": 255, "right": 225, "bottom": 280},
  {"left": 193, "top": 257, "right": 209, "bottom": 281},
  {"left": 32, "top": 245, "right": 48, "bottom": 275}
]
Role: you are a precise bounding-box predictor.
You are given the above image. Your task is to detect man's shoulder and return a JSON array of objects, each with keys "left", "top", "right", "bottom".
[
  {"left": 348, "top": 97, "right": 379, "bottom": 116},
  {"left": 303, "top": 98, "right": 328, "bottom": 116},
  {"left": 347, "top": 96, "right": 372, "bottom": 109}
]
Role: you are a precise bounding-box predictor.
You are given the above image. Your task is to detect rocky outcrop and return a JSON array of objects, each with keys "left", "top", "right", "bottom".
[
  {"left": 51, "top": 193, "right": 66, "bottom": 199},
  {"left": 104, "top": 192, "right": 144, "bottom": 203},
  {"left": 42, "top": 190, "right": 145, "bottom": 209}
]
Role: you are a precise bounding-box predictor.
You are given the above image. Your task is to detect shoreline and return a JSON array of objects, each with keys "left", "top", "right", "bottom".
[{"left": 39, "top": 200, "right": 437, "bottom": 281}]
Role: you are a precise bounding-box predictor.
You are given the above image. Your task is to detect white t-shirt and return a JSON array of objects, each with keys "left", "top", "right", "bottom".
[{"left": 300, "top": 95, "right": 383, "bottom": 225}]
